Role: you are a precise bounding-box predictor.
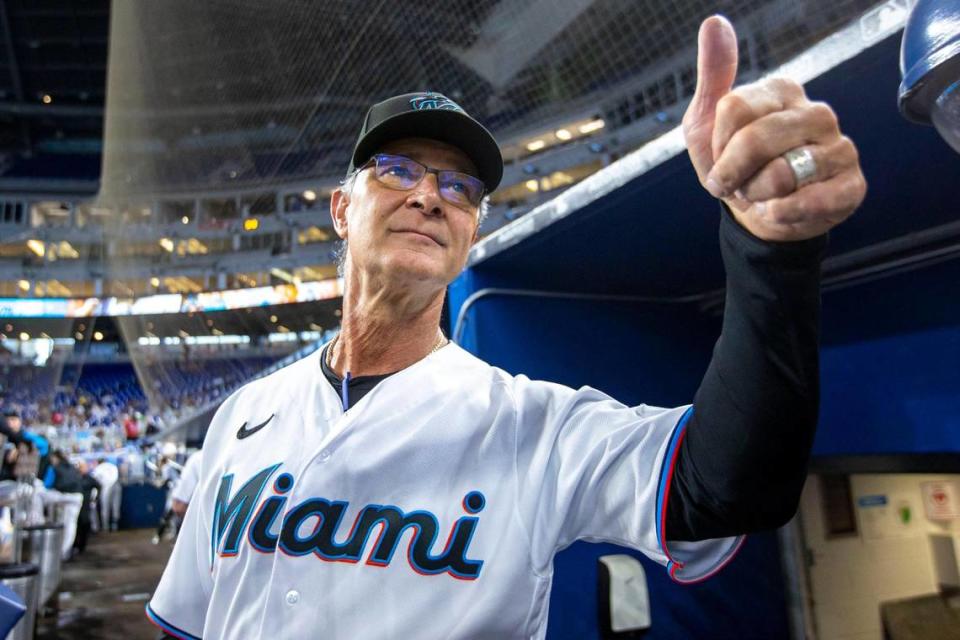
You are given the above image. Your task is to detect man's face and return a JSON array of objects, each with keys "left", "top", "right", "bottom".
[
  {"left": 332, "top": 138, "right": 481, "bottom": 289},
  {"left": 7, "top": 417, "right": 20, "bottom": 432}
]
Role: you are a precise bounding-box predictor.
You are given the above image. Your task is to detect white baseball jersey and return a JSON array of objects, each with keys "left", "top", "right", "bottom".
[
  {"left": 171, "top": 450, "right": 203, "bottom": 505},
  {"left": 147, "top": 342, "right": 743, "bottom": 640},
  {"left": 91, "top": 460, "right": 119, "bottom": 488}
]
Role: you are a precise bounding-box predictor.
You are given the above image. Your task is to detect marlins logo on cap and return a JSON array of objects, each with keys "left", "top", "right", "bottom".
[{"left": 409, "top": 93, "right": 464, "bottom": 112}]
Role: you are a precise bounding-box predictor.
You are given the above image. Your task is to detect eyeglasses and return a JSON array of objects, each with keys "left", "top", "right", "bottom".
[{"left": 353, "top": 153, "right": 486, "bottom": 210}]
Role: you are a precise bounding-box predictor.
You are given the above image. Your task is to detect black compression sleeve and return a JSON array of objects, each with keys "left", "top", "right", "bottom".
[{"left": 665, "top": 204, "right": 827, "bottom": 541}]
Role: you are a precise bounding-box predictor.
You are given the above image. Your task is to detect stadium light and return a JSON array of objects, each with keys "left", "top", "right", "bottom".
[
  {"left": 300, "top": 266, "right": 324, "bottom": 281},
  {"left": 45, "top": 280, "right": 71, "bottom": 296},
  {"left": 526, "top": 139, "right": 546, "bottom": 152},
  {"left": 41, "top": 94, "right": 52, "bottom": 104},
  {"left": 303, "top": 190, "right": 317, "bottom": 202},
  {"left": 555, "top": 129, "right": 572, "bottom": 141},
  {"left": 541, "top": 171, "right": 574, "bottom": 191},
  {"left": 26, "top": 240, "right": 45, "bottom": 257},
  {"left": 270, "top": 267, "right": 296, "bottom": 284},
  {"left": 298, "top": 226, "right": 330, "bottom": 244},
  {"left": 185, "top": 239, "right": 208, "bottom": 255},
  {"left": 56, "top": 241, "right": 79, "bottom": 259},
  {"left": 579, "top": 119, "right": 605, "bottom": 134}
]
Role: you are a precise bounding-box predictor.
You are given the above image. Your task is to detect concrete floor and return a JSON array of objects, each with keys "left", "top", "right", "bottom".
[{"left": 36, "top": 528, "right": 172, "bottom": 640}]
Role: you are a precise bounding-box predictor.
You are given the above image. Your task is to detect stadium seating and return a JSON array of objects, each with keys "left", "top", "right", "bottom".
[{"left": 0, "top": 354, "right": 282, "bottom": 439}]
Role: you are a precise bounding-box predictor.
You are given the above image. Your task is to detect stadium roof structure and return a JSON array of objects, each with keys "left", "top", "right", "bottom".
[
  {"left": 0, "top": 0, "right": 108, "bottom": 158},
  {"left": 1, "top": 0, "right": 882, "bottom": 197}
]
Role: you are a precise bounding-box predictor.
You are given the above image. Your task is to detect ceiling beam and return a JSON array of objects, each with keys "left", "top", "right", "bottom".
[
  {"left": 444, "top": 0, "right": 598, "bottom": 90},
  {"left": 0, "top": 0, "right": 31, "bottom": 150},
  {"left": 0, "top": 101, "right": 103, "bottom": 117}
]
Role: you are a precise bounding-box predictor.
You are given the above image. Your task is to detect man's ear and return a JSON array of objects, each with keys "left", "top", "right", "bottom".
[{"left": 330, "top": 188, "right": 350, "bottom": 240}]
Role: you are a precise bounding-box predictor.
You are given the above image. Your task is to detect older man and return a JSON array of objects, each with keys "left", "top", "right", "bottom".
[{"left": 148, "top": 17, "right": 865, "bottom": 640}]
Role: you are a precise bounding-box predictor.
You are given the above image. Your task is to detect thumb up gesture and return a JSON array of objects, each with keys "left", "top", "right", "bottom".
[{"left": 682, "top": 16, "right": 866, "bottom": 242}]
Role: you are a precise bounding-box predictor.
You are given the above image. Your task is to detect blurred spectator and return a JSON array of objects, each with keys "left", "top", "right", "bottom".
[
  {"left": 152, "top": 443, "right": 182, "bottom": 544},
  {"left": 121, "top": 444, "right": 147, "bottom": 483},
  {"left": 91, "top": 457, "right": 121, "bottom": 532},
  {"left": 0, "top": 410, "right": 35, "bottom": 481},
  {"left": 73, "top": 460, "right": 100, "bottom": 555},
  {"left": 43, "top": 450, "right": 86, "bottom": 561},
  {"left": 123, "top": 412, "right": 139, "bottom": 441}
]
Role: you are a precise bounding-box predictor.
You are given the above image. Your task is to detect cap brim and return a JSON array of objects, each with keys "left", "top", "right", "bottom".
[{"left": 350, "top": 109, "right": 503, "bottom": 192}]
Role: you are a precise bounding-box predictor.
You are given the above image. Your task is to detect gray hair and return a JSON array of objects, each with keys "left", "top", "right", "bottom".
[{"left": 334, "top": 172, "right": 489, "bottom": 279}]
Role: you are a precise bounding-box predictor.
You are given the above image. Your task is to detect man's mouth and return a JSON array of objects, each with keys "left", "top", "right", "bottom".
[{"left": 393, "top": 229, "right": 445, "bottom": 246}]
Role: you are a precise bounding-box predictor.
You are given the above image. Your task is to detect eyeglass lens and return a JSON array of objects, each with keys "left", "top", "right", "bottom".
[{"left": 372, "top": 154, "right": 484, "bottom": 209}]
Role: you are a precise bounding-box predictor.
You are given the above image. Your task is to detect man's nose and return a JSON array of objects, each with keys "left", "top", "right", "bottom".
[{"left": 406, "top": 173, "right": 444, "bottom": 216}]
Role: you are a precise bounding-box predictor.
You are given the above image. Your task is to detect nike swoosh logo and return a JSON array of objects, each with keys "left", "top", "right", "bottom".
[{"left": 236, "top": 414, "right": 275, "bottom": 440}]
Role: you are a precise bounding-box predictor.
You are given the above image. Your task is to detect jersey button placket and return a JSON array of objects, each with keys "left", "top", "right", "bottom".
[
  {"left": 285, "top": 589, "right": 300, "bottom": 606},
  {"left": 318, "top": 449, "right": 331, "bottom": 462}
]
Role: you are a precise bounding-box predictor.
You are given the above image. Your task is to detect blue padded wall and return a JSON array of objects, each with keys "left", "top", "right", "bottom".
[{"left": 816, "top": 257, "right": 960, "bottom": 456}]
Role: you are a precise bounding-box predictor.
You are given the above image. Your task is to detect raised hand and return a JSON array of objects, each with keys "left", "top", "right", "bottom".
[{"left": 682, "top": 16, "right": 866, "bottom": 242}]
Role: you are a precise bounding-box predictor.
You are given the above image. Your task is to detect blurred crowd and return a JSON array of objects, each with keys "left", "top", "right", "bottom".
[
  {"left": 0, "top": 354, "right": 288, "bottom": 561},
  {"left": 0, "top": 357, "right": 277, "bottom": 453},
  {"left": 0, "top": 407, "right": 199, "bottom": 561}
]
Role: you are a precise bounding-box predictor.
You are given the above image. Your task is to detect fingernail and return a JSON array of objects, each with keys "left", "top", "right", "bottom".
[
  {"left": 754, "top": 202, "right": 767, "bottom": 217},
  {"left": 734, "top": 189, "right": 749, "bottom": 202},
  {"left": 706, "top": 178, "right": 724, "bottom": 198}
]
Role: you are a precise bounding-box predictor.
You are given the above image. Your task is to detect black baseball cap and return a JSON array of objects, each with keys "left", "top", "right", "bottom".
[{"left": 347, "top": 92, "right": 503, "bottom": 192}]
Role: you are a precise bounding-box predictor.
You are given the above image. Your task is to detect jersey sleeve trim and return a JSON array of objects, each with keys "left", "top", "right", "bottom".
[
  {"left": 145, "top": 603, "right": 202, "bottom": 640},
  {"left": 654, "top": 406, "right": 746, "bottom": 585}
]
